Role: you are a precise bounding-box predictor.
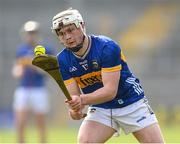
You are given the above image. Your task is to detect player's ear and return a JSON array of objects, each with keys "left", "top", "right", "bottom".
[{"left": 60, "top": 41, "right": 64, "bottom": 45}]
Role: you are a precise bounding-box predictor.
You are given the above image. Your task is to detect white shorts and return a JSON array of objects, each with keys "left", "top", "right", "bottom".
[
  {"left": 13, "top": 87, "right": 49, "bottom": 114},
  {"left": 84, "top": 98, "right": 158, "bottom": 136}
]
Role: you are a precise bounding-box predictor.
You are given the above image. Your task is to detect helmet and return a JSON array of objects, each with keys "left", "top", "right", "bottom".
[
  {"left": 20, "top": 21, "right": 41, "bottom": 43},
  {"left": 52, "top": 8, "right": 85, "bottom": 53},
  {"left": 22, "top": 21, "right": 40, "bottom": 32},
  {"left": 52, "top": 8, "right": 84, "bottom": 35}
]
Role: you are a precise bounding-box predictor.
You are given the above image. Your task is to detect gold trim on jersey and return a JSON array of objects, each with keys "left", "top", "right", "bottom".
[
  {"left": 101, "top": 65, "right": 122, "bottom": 73},
  {"left": 121, "top": 51, "right": 127, "bottom": 62},
  {"left": 74, "top": 71, "right": 102, "bottom": 88},
  {"left": 64, "top": 78, "right": 75, "bottom": 86}
]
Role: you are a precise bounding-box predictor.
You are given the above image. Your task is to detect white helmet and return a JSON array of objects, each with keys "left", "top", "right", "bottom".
[
  {"left": 22, "top": 21, "right": 40, "bottom": 32},
  {"left": 52, "top": 8, "right": 84, "bottom": 35}
]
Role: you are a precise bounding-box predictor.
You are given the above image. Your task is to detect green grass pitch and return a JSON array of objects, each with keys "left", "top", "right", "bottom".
[{"left": 0, "top": 124, "right": 179, "bottom": 143}]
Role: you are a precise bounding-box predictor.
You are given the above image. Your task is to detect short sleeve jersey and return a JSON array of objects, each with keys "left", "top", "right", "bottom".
[
  {"left": 16, "top": 43, "right": 54, "bottom": 87},
  {"left": 57, "top": 35, "right": 144, "bottom": 108}
]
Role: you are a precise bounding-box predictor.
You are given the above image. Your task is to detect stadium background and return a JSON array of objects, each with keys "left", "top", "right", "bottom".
[{"left": 0, "top": 0, "right": 179, "bottom": 142}]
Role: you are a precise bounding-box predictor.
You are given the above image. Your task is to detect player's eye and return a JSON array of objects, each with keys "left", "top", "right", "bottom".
[
  {"left": 67, "top": 27, "right": 75, "bottom": 33},
  {"left": 56, "top": 29, "right": 64, "bottom": 37},
  {"left": 58, "top": 32, "right": 64, "bottom": 36}
]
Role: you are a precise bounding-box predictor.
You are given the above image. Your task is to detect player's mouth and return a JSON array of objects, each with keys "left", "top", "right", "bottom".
[{"left": 67, "top": 41, "right": 76, "bottom": 47}]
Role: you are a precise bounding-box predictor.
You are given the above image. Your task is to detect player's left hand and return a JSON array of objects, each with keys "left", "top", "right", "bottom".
[
  {"left": 69, "top": 109, "right": 86, "bottom": 120},
  {"left": 65, "top": 95, "right": 82, "bottom": 111}
]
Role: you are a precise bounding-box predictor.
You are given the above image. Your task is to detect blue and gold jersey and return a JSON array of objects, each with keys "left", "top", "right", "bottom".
[
  {"left": 16, "top": 43, "right": 54, "bottom": 87},
  {"left": 57, "top": 35, "right": 144, "bottom": 109}
]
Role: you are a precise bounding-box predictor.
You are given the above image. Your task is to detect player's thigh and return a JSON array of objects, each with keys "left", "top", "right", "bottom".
[
  {"left": 78, "top": 120, "right": 116, "bottom": 143},
  {"left": 15, "top": 111, "right": 28, "bottom": 124},
  {"left": 34, "top": 113, "right": 46, "bottom": 127},
  {"left": 30, "top": 87, "right": 49, "bottom": 114},
  {"left": 133, "top": 122, "right": 164, "bottom": 143}
]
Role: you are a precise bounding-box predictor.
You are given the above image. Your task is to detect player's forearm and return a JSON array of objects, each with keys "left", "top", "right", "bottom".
[
  {"left": 17, "top": 57, "right": 33, "bottom": 66},
  {"left": 80, "top": 85, "right": 117, "bottom": 105}
]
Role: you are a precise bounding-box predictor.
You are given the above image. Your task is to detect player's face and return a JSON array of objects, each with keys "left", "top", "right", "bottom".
[
  {"left": 23, "top": 31, "right": 39, "bottom": 44},
  {"left": 56, "top": 24, "right": 84, "bottom": 48}
]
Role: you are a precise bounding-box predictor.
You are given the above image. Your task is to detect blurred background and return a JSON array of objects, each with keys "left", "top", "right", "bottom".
[{"left": 0, "top": 0, "right": 179, "bottom": 143}]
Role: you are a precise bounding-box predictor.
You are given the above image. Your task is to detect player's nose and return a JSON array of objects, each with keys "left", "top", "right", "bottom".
[{"left": 64, "top": 33, "right": 72, "bottom": 41}]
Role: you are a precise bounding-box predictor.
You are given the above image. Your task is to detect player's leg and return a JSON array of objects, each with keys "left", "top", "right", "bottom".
[
  {"left": 78, "top": 107, "right": 118, "bottom": 143},
  {"left": 78, "top": 120, "right": 116, "bottom": 143},
  {"left": 115, "top": 98, "right": 165, "bottom": 143},
  {"left": 35, "top": 113, "right": 47, "bottom": 143},
  {"left": 14, "top": 110, "right": 28, "bottom": 143},
  {"left": 30, "top": 87, "right": 49, "bottom": 143},
  {"left": 133, "top": 122, "right": 164, "bottom": 143},
  {"left": 13, "top": 87, "right": 29, "bottom": 143}
]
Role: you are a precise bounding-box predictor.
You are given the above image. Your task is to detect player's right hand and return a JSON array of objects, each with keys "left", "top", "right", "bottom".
[{"left": 65, "top": 95, "right": 82, "bottom": 111}]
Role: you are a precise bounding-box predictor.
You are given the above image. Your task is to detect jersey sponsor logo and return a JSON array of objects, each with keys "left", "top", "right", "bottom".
[
  {"left": 126, "top": 77, "right": 144, "bottom": 95},
  {"left": 75, "top": 71, "right": 102, "bottom": 88}
]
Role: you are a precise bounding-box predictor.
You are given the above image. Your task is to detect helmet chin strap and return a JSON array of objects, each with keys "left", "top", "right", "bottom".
[{"left": 66, "top": 35, "right": 85, "bottom": 53}]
